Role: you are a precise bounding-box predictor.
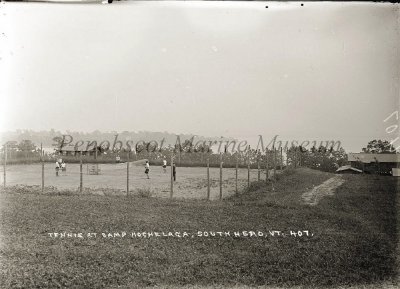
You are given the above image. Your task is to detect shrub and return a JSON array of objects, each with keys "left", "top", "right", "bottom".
[
  {"left": 136, "top": 187, "right": 152, "bottom": 198},
  {"left": 245, "top": 180, "right": 266, "bottom": 193}
]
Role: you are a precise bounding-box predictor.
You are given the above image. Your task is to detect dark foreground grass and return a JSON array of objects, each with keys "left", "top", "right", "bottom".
[{"left": 0, "top": 168, "right": 398, "bottom": 289}]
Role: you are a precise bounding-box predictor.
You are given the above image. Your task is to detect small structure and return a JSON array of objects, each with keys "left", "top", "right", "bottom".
[
  {"left": 87, "top": 164, "right": 101, "bottom": 175},
  {"left": 56, "top": 145, "right": 101, "bottom": 175},
  {"left": 348, "top": 153, "right": 400, "bottom": 175},
  {"left": 336, "top": 165, "right": 363, "bottom": 174}
]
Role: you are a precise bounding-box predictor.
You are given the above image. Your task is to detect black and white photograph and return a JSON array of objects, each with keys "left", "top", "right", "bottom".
[{"left": 0, "top": 1, "right": 399, "bottom": 288}]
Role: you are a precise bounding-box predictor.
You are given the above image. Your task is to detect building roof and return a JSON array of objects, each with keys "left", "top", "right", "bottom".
[
  {"left": 336, "top": 165, "right": 363, "bottom": 173},
  {"left": 348, "top": 153, "right": 400, "bottom": 163}
]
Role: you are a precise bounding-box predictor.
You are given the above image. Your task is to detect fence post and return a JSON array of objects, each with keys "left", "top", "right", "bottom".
[
  {"left": 219, "top": 153, "right": 223, "bottom": 201},
  {"left": 126, "top": 152, "right": 129, "bottom": 195},
  {"left": 265, "top": 149, "right": 269, "bottom": 182},
  {"left": 3, "top": 144, "right": 6, "bottom": 188},
  {"left": 235, "top": 154, "right": 238, "bottom": 195},
  {"left": 41, "top": 143, "right": 44, "bottom": 192},
  {"left": 247, "top": 146, "right": 250, "bottom": 189},
  {"left": 207, "top": 157, "right": 210, "bottom": 200},
  {"left": 273, "top": 147, "right": 277, "bottom": 179},
  {"left": 257, "top": 152, "right": 260, "bottom": 181},
  {"left": 284, "top": 148, "right": 287, "bottom": 170},
  {"left": 170, "top": 155, "right": 174, "bottom": 198},
  {"left": 79, "top": 152, "right": 83, "bottom": 193}
]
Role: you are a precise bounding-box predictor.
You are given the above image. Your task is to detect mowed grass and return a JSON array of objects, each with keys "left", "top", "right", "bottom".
[{"left": 0, "top": 168, "right": 398, "bottom": 288}]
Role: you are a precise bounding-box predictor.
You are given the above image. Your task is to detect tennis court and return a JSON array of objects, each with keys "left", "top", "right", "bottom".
[{"left": 1, "top": 163, "right": 272, "bottom": 200}]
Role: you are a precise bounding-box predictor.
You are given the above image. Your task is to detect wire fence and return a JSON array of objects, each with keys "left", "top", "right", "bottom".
[{"left": 1, "top": 149, "right": 300, "bottom": 200}]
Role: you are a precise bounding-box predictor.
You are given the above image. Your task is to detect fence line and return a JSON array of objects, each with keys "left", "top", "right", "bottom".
[{"left": 1, "top": 149, "right": 289, "bottom": 200}]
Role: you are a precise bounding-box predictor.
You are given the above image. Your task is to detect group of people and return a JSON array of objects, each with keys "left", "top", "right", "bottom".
[
  {"left": 144, "top": 157, "right": 176, "bottom": 181},
  {"left": 55, "top": 159, "right": 66, "bottom": 176},
  {"left": 54, "top": 157, "right": 175, "bottom": 180}
]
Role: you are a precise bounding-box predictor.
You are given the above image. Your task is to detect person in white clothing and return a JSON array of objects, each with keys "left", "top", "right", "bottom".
[
  {"left": 61, "top": 161, "right": 66, "bottom": 175},
  {"left": 162, "top": 157, "right": 167, "bottom": 173},
  {"left": 144, "top": 161, "right": 150, "bottom": 179},
  {"left": 55, "top": 161, "right": 60, "bottom": 177}
]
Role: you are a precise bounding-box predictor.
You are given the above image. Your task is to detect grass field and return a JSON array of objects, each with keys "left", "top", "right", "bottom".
[{"left": 0, "top": 168, "right": 398, "bottom": 288}]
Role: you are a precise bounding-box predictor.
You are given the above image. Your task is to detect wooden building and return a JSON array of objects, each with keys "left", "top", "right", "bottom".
[
  {"left": 347, "top": 153, "right": 400, "bottom": 175},
  {"left": 56, "top": 145, "right": 98, "bottom": 157}
]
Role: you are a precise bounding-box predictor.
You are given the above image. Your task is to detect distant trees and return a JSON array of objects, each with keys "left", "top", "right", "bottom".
[
  {"left": 294, "top": 146, "right": 347, "bottom": 172},
  {"left": 362, "top": 140, "right": 396, "bottom": 154},
  {"left": 2, "top": 140, "right": 36, "bottom": 154},
  {"left": 317, "top": 146, "right": 346, "bottom": 171},
  {"left": 4, "top": 141, "right": 18, "bottom": 152},
  {"left": 17, "top": 140, "right": 37, "bottom": 153},
  {"left": 1, "top": 140, "right": 40, "bottom": 161},
  {"left": 52, "top": 136, "right": 63, "bottom": 148},
  {"left": 18, "top": 140, "right": 38, "bottom": 159},
  {"left": 1, "top": 141, "right": 18, "bottom": 159}
]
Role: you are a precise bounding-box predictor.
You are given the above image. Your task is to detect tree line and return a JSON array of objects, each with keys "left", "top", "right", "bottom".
[{"left": 1, "top": 138, "right": 397, "bottom": 172}]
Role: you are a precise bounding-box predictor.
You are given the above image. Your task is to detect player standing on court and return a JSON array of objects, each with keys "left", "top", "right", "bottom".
[
  {"left": 173, "top": 162, "right": 176, "bottom": 181},
  {"left": 144, "top": 160, "right": 150, "bottom": 179},
  {"left": 162, "top": 157, "right": 167, "bottom": 173},
  {"left": 61, "top": 161, "right": 66, "bottom": 175},
  {"left": 55, "top": 160, "right": 60, "bottom": 177}
]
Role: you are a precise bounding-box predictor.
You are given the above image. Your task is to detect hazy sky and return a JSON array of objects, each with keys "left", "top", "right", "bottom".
[{"left": 1, "top": 1, "right": 399, "bottom": 152}]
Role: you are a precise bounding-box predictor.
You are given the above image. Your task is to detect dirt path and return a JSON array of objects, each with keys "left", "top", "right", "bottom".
[{"left": 301, "top": 175, "right": 345, "bottom": 205}]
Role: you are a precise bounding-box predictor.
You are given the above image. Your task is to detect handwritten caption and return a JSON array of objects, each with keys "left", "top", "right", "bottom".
[
  {"left": 47, "top": 230, "right": 314, "bottom": 239},
  {"left": 383, "top": 110, "right": 400, "bottom": 151}
]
